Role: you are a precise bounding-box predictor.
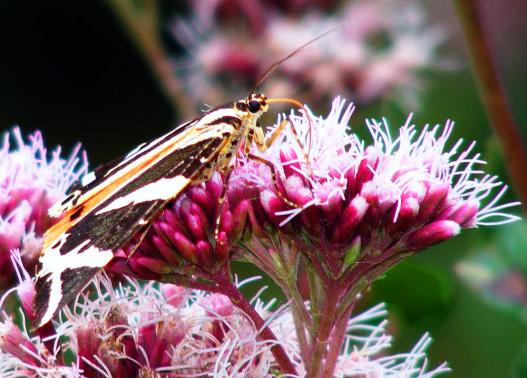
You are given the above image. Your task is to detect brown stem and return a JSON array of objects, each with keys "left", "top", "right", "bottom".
[
  {"left": 306, "top": 280, "right": 341, "bottom": 377},
  {"left": 322, "top": 304, "right": 355, "bottom": 377},
  {"left": 105, "top": 0, "right": 196, "bottom": 119},
  {"left": 454, "top": 0, "right": 527, "bottom": 212},
  {"left": 215, "top": 272, "right": 297, "bottom": 376}
]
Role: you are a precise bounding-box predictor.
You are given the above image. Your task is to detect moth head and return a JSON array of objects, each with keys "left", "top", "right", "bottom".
[{"left": 235, "top": 93, "right": 269, "bottom": 117}]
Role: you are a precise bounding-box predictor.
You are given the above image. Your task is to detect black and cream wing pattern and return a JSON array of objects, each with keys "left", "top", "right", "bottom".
[{"left": 34, "top": 110, "right": 239, "bottom": 327}]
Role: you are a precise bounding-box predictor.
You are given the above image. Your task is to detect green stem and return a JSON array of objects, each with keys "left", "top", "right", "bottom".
[
  {"left": 284, "top": 269, "right": 311, "bottom": 361},
  {"left": 306, "top": 280, "right": 341, "bottom": 377},
  {"left": 454, "top": 0, "right": 527, "bottom": 212},
  {"left": 322, "top": 304, "right": 355, "bottom": 377},
  {"left": 307, "top": 261, "right": 323, "bottom": 340}
]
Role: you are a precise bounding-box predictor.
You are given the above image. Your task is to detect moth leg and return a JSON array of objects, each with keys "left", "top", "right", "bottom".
[
  {"left": 213, "top": 170, "right": 233, "bottom": 245},
  {"left": 126, "top": 223, "right": 153, "bottom": 262},
  {"left": 254, "top": 118, "right": 287, "bottom": 152},
  {"left": 255, "top": 116, "right": 312, "bottom": 172},
  {"left": 247, "top": 153, "right": 299, "bottom": 209}
]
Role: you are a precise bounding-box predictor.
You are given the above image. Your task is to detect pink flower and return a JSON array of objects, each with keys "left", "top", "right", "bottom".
[
  {"left": 0, "top": 274, "right": 294, "bottom": 377},
  {"left": 109, "top": 172, "right": 258, "bottom": 280},
  {"left": 172, "top": 0, "right": 447, "bottom": 109},
  {"left": 0, "top": 268, "right": 448, "bottom": 377},
  {"left": 230, "top": 97, "right": 518, "bottom": 375},
  {"left": 237, "top": 97, "right": 519, "bottom": 280},
  {"left": 0, "top": 128, "right": 87, "bottom": 289}
]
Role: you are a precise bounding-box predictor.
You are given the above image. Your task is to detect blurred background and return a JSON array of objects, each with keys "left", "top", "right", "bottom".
[{"left": 0, "top": 1, "right": 526, "bottom": 376}]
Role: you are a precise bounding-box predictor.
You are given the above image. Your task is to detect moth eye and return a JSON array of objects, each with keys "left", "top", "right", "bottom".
[{"left": 248, "top": 100, "right": 261, "bottom": 113}]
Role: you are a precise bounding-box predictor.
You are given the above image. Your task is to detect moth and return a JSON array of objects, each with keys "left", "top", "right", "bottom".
[
  {"left": 32, "top": 28, "right": 337, "bottom": 328},
  {"left": 33, "top": 92, "right": 304, "bottom": 328}
]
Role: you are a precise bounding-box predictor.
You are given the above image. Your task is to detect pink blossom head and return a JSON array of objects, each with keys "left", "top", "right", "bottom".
[
  {"left": 173, "top": 0, "right": 447, "bottom": 109},
  {"left": 237, "top": 97, "right": 520, "bottom": 279},
  {"left": 0, "top": 274, "right": 293, "bottom": 376},
  {"left": 110, "top": 173, "right": 258, "bottom": 280},
  {"left": 0, "top": 128, "right": 87, "bottom": 288}
]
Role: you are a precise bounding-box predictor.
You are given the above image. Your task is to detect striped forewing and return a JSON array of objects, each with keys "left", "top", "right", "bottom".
[{"left": 34, "top": 108, "right": 240, "bottom": 327}]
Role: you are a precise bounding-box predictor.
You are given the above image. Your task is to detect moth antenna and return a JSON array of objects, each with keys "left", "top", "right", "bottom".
[{"left": 250, "top": 25, "right": 342, "bottom": 94}]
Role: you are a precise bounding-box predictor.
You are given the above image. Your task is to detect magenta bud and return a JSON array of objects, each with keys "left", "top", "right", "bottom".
[
  {"left": 126, "top": 258, "right": 162, "bottom": 280},
  {"left": 231, "top": 200, "right": 250, "bottom": 238},
  {"left": 447, "top": 199, "right": 479, "bottom": 227},
  {"left": 0, "top": 319, "right": 38, "bottom": 365},
  {"left": 188, "top": 186, "right": 215, "bottom": 217},
  {"left": 417, "top": 182, "right": 450, "bottom": 222},
  {"left": 180, "top": 200, "right": 209, "bottom": 241},
  {"left": 131, "top": 255, "right": 171, "bottom": 275},
  {"left": 331, "top": 195, "right": 368, "bottom": 243},
  {"left": 154, "top": 221, "right": 174, "bottom": 239},
  {"left": 168, "top": 232, "right": 198, "bottom": 264},
  {"left": 260, "top": 190, "right": 288, "bottom": 224},
  {"left": 315, "top": 184, "right": 343, "bottom": 225},
  {"left": 406, "top": 220, "right": 460, "bottom": 251},
  {"left": 386, "top": 196, "right": 419, "bottom": 235},
  {"left": 16, "top": 279, "right": 35, "bottom": 321},
  {"left": 195, "top": 240, "right": 213, "bottom": 267},
  {"left": 350, "top": 150, "right": 378, "bottom": 194},
  {"left": 205, "top": 174, "right": 224, "bottom": 200},
  {"left": 161, "top": 284, "right": 187, "bottom": 307},
  {"left": 220, "top": 209, "right": 234, "bottom": 235},
  {"left": 215, "top": 231, "right": 230, "bottom": 260},
  {"left": 284, "top": 175, "right": 312, "bottom": 206},
  {"left": 151, "top": 234, "right": 181, "bottom": 266},
  {"left": 403, "top": 182, "right": 427, "bottom": 203},
  {"left": 280, "top": 148, "right": 301, "bottom": 178},
  {"left": 106, "top": 252, "right": 133, "bottom": 276},
  {"left": 161, "top": 209, "right": 185, "bottom": 231}
]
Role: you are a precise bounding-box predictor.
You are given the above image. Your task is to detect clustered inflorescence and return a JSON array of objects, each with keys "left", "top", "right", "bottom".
[{"left": 0, "top": 97, "right": 519, "bottom": 376}]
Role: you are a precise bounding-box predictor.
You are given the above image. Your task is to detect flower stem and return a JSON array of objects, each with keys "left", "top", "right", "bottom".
[
  {"left": 306, "top": 280, "right": 341, "bottom": 377},
  {"left": 322, "top": 304, "right": 354, "bottom": 377},
  {"left": 215, "top": 272, "right": 298, "bottom": 376},
  {"left": 454, "top": 0, "right": 527, "bottom": 212},
  {"left": 284, "top": 268, "right": 311, "bottom": 362}
]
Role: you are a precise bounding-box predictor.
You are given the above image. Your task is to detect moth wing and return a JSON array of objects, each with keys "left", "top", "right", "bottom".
[
  {"left": 33, "top": 120, "right": 235, "bottom": 328},
  {"left": 48, "top": 120, "right": 197, "bottom": 218}
]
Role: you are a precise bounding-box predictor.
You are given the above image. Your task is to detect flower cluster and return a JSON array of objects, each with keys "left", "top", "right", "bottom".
[
  {"left": 0, "top": 98, "right": 519, "bottom": 376},
  {"left": 0, "top": 270, "right": 448, "bottom": 377},
  {"left": 0, "top": 128, "right": 87, "bottom": 289},
  {"left": 172, "top": 0, "right": 446, "bottom": 109},
  {"left": 236, "top": 98, "right": 519, "bottom": 282},
  {"left": 109, "top": 172, "right": 261, "bottom": 281}
]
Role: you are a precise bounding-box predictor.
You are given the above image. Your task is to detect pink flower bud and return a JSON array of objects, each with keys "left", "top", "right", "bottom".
[
  {"left": 0, "top": 319, "right": 38, "bottom": 365},
  {"left": 447, "top": 199, "right": 479, "bottom": 228},
  {"left": 332, "top": 195, "right": 368, "bottom": 243},
  {"left": 406, "top": 220, "right": 460, "bottom": 250},
  {"left": 280, "top": 148, "right": 302, "bottom": 178},
  {"left": 284, "top": 175, "right": 312, "bottom": 206},
  {"left": 416, "top": 182, "right": 450, "bottom": 222},
  {"left": 16, "top": 279, "right": 35, "bottom": 320}
]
